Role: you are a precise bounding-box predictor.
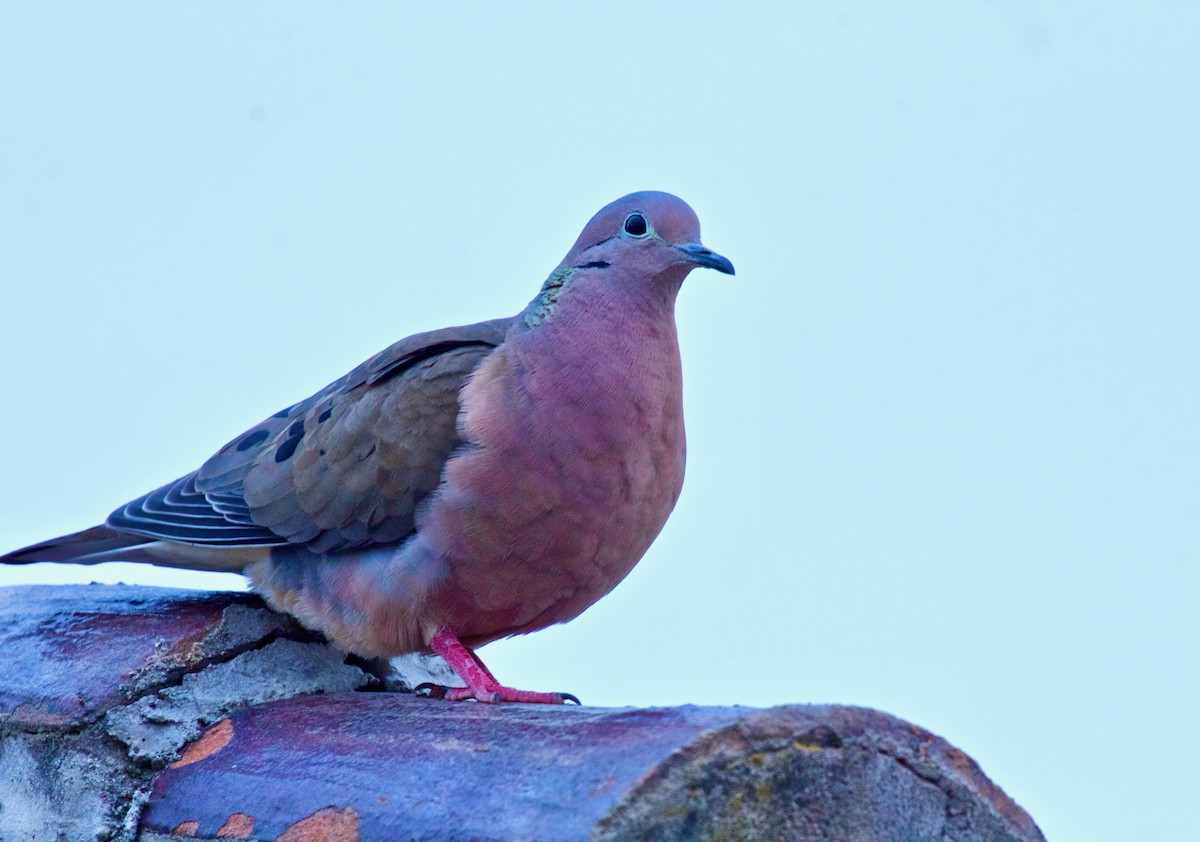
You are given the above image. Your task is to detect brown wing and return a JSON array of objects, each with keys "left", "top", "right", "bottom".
[{"left": 107, "top": 318, "right": 512, "bottom": 550}]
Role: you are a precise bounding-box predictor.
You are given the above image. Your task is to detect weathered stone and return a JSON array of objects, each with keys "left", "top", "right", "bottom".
[
  {"left": 0, "top": 729, "right": 137, "bottom": 842},
  {"left": 103, "top": 639, "right": 365, "bottom": 765},
  {"left": 140, "top": 695, "right": 1045, "bottom": 842},
  {"left": 0, "top": 584, "right": 1046, "bottom": 842},
  {"left": 0, "top": 585, "right": 376, "bottom": 842},
  {"left": 0, "top": 585, "right": 302, "bottom": 728},
  {"left": 593, "top": 705, "right": 1045, "bottom": 842}
]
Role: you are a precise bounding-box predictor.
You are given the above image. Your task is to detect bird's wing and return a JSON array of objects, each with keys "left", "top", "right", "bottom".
[{"left": 107, "top": 318, "right": 513, "bottom": 552}]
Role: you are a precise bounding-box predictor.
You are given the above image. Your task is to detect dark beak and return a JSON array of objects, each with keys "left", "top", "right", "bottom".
[{"left": 675, "top": 243, "right": 735, "bottom": 276}]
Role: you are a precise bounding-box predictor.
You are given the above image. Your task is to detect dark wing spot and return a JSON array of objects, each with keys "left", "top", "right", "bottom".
[
  {"left": 275, "top": 419, "right": 306, "bottom": 463},
  {"left": 575, "top": 261, "right": 611, "bottom": 269},
  {"left": 236, "top": 429, "right": 271, "bottom": 452},
  {"left": 317, "top": 407, "right": 333, "bottom": 423},
  {"left": 275, "top": 435, "right": 301, "bottom": 463},
  {"left": 271, "top": 407, "right": 292, "bottom": 419}
]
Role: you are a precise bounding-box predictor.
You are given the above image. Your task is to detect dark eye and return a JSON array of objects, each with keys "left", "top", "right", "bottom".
[{"left": 623, "top": 212, "right": 649, "bottom": 237}]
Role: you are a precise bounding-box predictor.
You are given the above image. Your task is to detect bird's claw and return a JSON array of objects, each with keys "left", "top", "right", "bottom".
[
  {"left": 413, "top": 682, "right": 448, "bottom": 699},
  {"left": 412, "top": 682, "right": 580, "bottom": 705}
]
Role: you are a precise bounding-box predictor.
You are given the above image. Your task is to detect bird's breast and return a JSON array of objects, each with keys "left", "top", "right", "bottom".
[{"left": 421, "top": 310, "right": 687, "bottom": 645}]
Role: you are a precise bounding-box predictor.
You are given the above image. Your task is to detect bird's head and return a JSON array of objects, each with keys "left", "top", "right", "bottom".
[
  {"left": 520, "top": 192, "right": 733, "bottom": 330},
  {"left": 561, "top": 191, "right": 735, "bottom": 280}
]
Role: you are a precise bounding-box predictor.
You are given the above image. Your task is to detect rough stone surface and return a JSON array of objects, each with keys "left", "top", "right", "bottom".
[
  {"left": 0, "top": 584, "right": 1045, "bottom": 842},
  {"left": 0, "top": 586, "right": 296, "bottom": 728},
  {"left": 0, "top": 585, "right": 376, "bottom": 841},
  {"left": 102, "top": 638, "right": 364, "bottom": 765},
  {"left": 592, "top": 706, "right": 1045, "bottom": 842},
  {"left": 139, "top": 695, "right": 1045, "bottom": 842}
]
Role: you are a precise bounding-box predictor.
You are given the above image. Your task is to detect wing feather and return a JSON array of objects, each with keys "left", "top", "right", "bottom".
[{"left": 105, "top": 318, "right": 511, "bottom": 549}]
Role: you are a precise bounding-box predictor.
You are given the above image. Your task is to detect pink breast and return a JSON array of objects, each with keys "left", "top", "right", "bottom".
[{"left": 422, "top": 317, "right": 686, "bottom": 647}]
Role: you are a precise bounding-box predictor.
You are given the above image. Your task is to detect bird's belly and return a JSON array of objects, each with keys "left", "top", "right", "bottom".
[{"left": 423, "top": 421, "right": 684, "bottom": 646}]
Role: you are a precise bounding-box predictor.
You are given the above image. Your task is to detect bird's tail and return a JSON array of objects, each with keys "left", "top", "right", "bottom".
[
  {"left": 1, "top": 525, "right": 263, "bottom": 572},
  {"left": 1, "top": 525, "right": 156, "bottom": 565}
]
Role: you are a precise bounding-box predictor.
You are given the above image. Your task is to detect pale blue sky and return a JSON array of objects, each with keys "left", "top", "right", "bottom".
[{"left": 1, "top": 4, "right": 1197, "bottom": 840}]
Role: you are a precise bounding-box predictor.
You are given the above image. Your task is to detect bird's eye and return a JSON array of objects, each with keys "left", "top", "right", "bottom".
[{"left": 623, "top": 212, "right": 649, "bottom": 238}]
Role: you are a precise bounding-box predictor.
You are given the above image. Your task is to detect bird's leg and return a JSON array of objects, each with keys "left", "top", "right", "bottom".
[{"left": 414, "top": 626, "right": 579, "bottom": 705}]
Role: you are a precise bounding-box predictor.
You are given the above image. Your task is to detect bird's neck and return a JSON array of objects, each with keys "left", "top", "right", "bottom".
[
  {"left": 518, "top": 262, "right": 684, "bottom": 337},
  {"left": 490, "top": 276, "right": 684, "bottom": 472}
]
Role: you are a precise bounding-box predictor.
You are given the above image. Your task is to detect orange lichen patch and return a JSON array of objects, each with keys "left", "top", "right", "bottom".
[
  {"left": 943, "top": 744, "right": 1031, "bottom": 827},
  {"left": 171, "top": 820, "right": 200, "bottom": 837},
  {"left": 276, "top": 806, "right": 361, "bottom": 842},
  {"left": 216, "top": 812, "right": 256, "bottom": 838},
  {"left": 946, "top": 746, "right": 977, "bottom": 776},
  {"left": 162, "top": 623, "right": 214, "bottom": 666},
  {"left": 171, "top": 718, "right": 234, "bottom": 768}
]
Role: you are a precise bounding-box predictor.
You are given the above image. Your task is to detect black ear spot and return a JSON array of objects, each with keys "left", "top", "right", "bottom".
[{"left": 623, "top": 212, "right": 648, "bottom": 237}]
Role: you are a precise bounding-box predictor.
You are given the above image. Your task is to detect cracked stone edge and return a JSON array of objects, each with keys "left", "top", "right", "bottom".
[
  {"left": 0, "top": 599, "right": 375, "bottom": 842},
  {"left": 591, "top": 708, "right": 1047, "bottom": 842}
]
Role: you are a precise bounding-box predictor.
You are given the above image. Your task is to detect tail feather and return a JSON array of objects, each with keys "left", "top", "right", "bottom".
[
  {"left": 2, "top": 525, "right": 265, "bottom": 573},
  {"left": 1, "top": 525, "right": 154, "bottom": 565}
]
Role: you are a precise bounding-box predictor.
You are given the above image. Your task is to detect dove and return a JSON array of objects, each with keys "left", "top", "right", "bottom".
[{"left": 2, "top": 191, "right": 734, "bottom": 704}]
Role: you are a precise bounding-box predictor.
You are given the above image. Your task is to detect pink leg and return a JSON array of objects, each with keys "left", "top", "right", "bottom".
[{"left": 415, "top": 626, "right": 579, "bottom": 705}]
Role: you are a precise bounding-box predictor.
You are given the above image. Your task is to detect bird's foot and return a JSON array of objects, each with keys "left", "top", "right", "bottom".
[
  {"left": 414, "top": 681, "right": 580, "bottom": 705},
  {"left": 419, "top": 625, "right": 581, "bottom": 705}
]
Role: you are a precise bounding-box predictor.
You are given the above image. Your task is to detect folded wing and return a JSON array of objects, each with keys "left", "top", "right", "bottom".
[{"left": 107, "top": 318, "right": 512, "bottom": 552}]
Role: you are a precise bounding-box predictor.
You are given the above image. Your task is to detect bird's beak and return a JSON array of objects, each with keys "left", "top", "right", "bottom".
[{"left": 675, "top": 242, "right": 735, "bottom": 276}]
